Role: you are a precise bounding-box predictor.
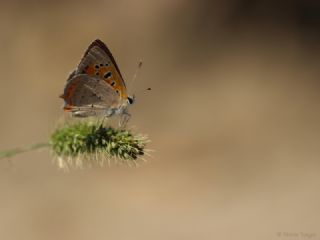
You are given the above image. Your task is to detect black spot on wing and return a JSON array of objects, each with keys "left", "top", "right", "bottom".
[
  {"left": 85, "top": 39, "right": 124, "bottom": 80},
  {"left": 104, "top": 72, "right": 112, "bottom": 79}
]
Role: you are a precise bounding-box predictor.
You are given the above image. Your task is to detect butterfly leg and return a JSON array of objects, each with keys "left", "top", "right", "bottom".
[{"left": 119, "top": 110, "right": 131, "bottom": 128}]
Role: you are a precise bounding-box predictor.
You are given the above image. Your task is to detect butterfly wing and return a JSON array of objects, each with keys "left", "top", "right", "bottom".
[
  {"left": 62, "top": 74, "right": 120, "bottom": 117},
  {"left": 74, "top": 39, "right": 128, "bottom": 100},
  {"left": 61, "top": 39, "right": 129, "bottom": 118}
]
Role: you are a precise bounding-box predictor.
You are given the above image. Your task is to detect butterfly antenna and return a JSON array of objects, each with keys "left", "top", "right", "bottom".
[
  {"left": 134, "top": 87, "right": 152, "bottom": 96},
  {"left": 128, "top": 60, "right": 143, "bottom": 89}
]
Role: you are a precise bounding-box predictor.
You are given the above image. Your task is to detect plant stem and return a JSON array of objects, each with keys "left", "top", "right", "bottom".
[{"left": 0, "top": 142, "right": 50, "bottom": 159}]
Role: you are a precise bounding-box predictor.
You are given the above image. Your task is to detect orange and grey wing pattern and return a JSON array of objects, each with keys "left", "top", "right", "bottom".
[
  {"left": 75, "top": 39, "right": 128, "bottom": 100},
  {"left": 62, "top": 74, "right": 119, "bottom": 113}
]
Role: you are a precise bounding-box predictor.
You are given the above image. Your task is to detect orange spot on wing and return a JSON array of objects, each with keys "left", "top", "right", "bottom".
[
  {"left": 118, "top": 86, "right": 128, "bottom": 99},
  {"left": 99, "top": 66, "right": 111, "bottom": 75},
  {"left": 63, "top": 78, "right": 81, "bottom": 105},
  {"left": 101, "top": 68, "right": 127, "bottom": 99},
  {"left": 63, "top": 105, "right": 73, "bottom": 111},
  {"left": 85, "top": 66, "right": 95, "bottom": 75}
]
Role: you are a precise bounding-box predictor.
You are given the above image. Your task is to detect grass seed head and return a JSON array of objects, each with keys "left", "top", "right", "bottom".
[{"left": 49, "top": 121, "right": 148, "bottom": 169}]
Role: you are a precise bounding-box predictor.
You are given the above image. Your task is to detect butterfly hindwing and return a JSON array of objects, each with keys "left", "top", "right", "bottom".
[{"left": 62, "top": 74, "right": 119, "bottom": 112}]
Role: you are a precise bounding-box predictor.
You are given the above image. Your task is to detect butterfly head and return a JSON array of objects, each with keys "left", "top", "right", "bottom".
[{"left": 127, "top": 95, "right": 135, "bottom": 105}]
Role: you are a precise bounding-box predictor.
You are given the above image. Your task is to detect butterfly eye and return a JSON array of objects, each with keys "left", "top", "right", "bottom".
[{"left": 127, "top": 96, "right": 134, "bottom": 104}]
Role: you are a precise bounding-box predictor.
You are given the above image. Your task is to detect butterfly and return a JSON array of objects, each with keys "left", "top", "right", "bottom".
[{"left": 60, "top": 39, "right": 134, "bottom": 126}]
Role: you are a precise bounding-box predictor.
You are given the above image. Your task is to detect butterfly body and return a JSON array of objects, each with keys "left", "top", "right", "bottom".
[{"left": 60, "top": 39, "right": 134, "bottom": 125}]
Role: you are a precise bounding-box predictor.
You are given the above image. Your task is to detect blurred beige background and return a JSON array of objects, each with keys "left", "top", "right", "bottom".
[{"left": 0, "top": 0, "right": 320, "bottom": 239}]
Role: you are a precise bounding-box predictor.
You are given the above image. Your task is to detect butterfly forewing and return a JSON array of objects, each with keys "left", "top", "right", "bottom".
[{"left": 76, "top": 39, "right": 128, "bottom": 100}]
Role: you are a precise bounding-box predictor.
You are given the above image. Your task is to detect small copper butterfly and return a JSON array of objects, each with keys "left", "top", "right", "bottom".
[{"left": 60, "top": 39, "right": 134, "bottom": 126}]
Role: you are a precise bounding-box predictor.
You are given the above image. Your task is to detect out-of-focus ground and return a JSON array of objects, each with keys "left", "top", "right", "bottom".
[{"left": 0, "top": 0, "right": 320, "bottom": 239}]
